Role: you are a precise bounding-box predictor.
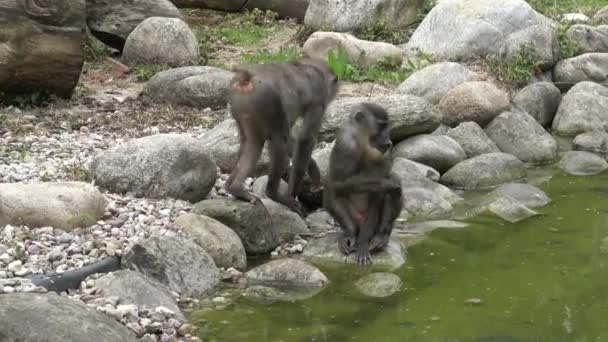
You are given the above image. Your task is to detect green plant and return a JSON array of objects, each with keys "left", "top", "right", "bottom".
[
  {"left": 83, "top": 34, "right": 112, "bottom": 62},
  {"left": 131, "top": 63, "right": 170, "bottom": 81},
  {"left": 353, "top": 20, "right": 410, "bottom": 45},
  {"left": 555, "top": 23, "right": 578, "bottom": 59},
  {"left": 486, "top": 44, "right": 542, "bottom": 85},
  {"left": 62, "top": 158, "right": 92, "bottom": 182},
  {"left": 242, "top": 46, "right": 304, "bottom": 64},
  {"left": 526, "top": 0, "right": 602, "bottom": 19}
]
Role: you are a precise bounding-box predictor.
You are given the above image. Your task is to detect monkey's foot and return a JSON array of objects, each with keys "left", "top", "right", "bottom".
[
  {"left": 338, "top": 234, "right": 355, "bottom": 255},
  {"left": 230, "top": 189, "right": 262, "bottom": 205},
  {"left": 354, "top": 249, "right": 372, "bottom": 267},
  {"left": 369, "top": 234, "right": 390, "bottom": 252}
]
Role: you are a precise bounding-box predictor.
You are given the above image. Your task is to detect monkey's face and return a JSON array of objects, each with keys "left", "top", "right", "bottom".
[{"left": 370, "top": 121, "right": 393, "bottom": 155}]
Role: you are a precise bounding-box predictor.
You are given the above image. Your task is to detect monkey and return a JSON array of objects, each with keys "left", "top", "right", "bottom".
[
  {"left": 225, "top": 58, "right": 338, "bottom": 216},
  {"left": 323, "top": 102, "right": 403, "bottom": 266}
]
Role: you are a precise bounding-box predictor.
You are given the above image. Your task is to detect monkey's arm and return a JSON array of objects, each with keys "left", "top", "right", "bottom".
[{"left": 329, "top": 175, "right": 401, "bottom": 195}]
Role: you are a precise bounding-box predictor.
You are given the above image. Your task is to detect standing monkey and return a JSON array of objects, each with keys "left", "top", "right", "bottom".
[
  {"left": 323, "top": 103, "right": 403, "bottom": 266},
  {"left": 226, "top": 59, "right": 338, "bottom": 215}
]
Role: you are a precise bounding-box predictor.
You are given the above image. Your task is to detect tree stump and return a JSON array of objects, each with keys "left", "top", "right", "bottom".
[{"left": 0, "top": 0, "right": 86, "bottom": 98}]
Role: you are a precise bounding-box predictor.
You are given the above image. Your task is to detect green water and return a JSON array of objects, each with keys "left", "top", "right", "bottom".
[{"left": 191, "top": 172, "right": 608, "bottom": 342}]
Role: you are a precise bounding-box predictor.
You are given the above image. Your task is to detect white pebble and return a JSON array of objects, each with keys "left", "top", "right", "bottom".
[{"left": 7, "top": 260, "right": 22, "bottom": 272}]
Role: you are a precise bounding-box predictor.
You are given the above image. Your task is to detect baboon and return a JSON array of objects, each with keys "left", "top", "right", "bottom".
[
  {"left": 226, "top": 58, "right": 338, "bottom": 215},
  {"left": 323, "top": 103, "right": 403, "bottom": 266}
]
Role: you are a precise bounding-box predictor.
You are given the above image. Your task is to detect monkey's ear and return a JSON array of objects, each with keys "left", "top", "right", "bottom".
[{"left": 354, "top": 111, "right": 365, "bottom": 122}]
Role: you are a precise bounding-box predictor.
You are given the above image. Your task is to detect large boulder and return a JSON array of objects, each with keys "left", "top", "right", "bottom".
[
  {"left": 395, "top": 62, "right": 476, "bottom": 105},
  {"left": 498, "top": 23, "right": 560, "bottom": 69},
  {"left": 512, "top": 82, "right": 562, "bottom": 127},
  {"left": 446, "top": 121, "right": 500, "bottom": 158},
  {"left": 260, "top": 199, "right": 311, "bottom": 240},
  {"left": 440, "top": 153, "right": 526, "bottom": 190},
  {"left": 485, "top": 111, "right": 558, "bottom": 164},
  {"left": 573, "top": 130, "right": 608, "bottom": 156},
  {"left": 401, "top": 186, "right": 453, "bottom": 220},
  {"left": 392, "top": 157, "right": 440, "bottom": 182},
  {"left": 558, "top": 151, "right": 608, "bottom": 176},
  {"left": 566, "top": 25, "right": 608, "bottom": 54},
  {"left": 319, "top": 95, "right": 441, "bottom": 143},
  {"left": 404, "top": 0, "right": 558, "bottom": 67},
  {"left": 122, "top": 235, "right": 220, "bottom": 297},
  {"left": 392, "top": 134, "right": 466, "bottom": 173},
  {"left": 123, "top": 17, "right": 199, "bottom": 67},
  {"left": 0, "top": 182, "right": 106, "bottom": 230},
  {"left": 303, "top": 32, "right": 404, "bottom": 68},
  {"left": 245, "top": 258, "right": 328, "bottom": 288},
  {"left": 175, "top": 213, "right": 247, "bottom": 270},
  {"left": 91, "top": 134, "right": 217, "bottom": 202},
  {"left": 94, "top": 270, "right": 184, "bottom": 320},
  {"left": 86, "top": 0, "right": 181, "bottom": 51},
  {"left": 552, "top": 81, "right": 608, "bottom": 136},
  {"left": 192, "top": 198, "right": 279, "bottom": 254},
  {"left": 438, "top": 81, "right": 510, "bottom": 127},
  {"left": 554, "top": 53, "right": 608, "bottom": 87},
  {"left": 0, "top": 293, "right": 136, "bottom": 341},
  {"left": 144, "top": 66, "right": 234, "bottom": 108},
  {"left": 304, "top": 0, "right": 422, "bottom": 32}
]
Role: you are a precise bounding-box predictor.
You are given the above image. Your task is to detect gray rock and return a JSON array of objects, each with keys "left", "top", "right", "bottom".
[
  {"left": 94, "top": 270, "right": 184, "bottom": 320},
  {"left": 199, "top": 119, "right": 270, "bottom": 175},
  {"left": 562, "top": 13, "right": 590, "bottom": 23},
  {"left": 260, "top": 199, "right": 311, "bottom": 240},
  {"left": 404, "top": 0, "right": 557, "bottom": 65},
  {"left": 439, "top": 81, "right": 511, "bottom": 127},
  {"left": 122, "top": 236, "right": 220, "bottom": 297},
  {"left": 446, "top": 121, "right": 500, "bottom": 158},
  {"left": 91, "top": 134, "right": 217, "bottom": 202},
  {"left": 245, "top": 258, "right": 328, "bottom": 288},
  {"left": 123, "top": 17, "right": 199, "bottom": 67},
  {"left": 499, "top": 24, "right": 560, "bottom": 69},
  {"left": 311, "top": 142, "right": 334, "bottom": 182},
  {"left": 144, "top": 66, "right": 233, "bottom": 108},
  {"left": 593, "top": 6, "right": 608, "bottom": 25},
  {"left": 489, "top": 183, "right": 551, "bottom": 208},
  {"left": 558, "top": 151, "right": 608, "bottom": 176},
  {"left": 242, "top": 285, "right": 323, "bottom": 303},
  {"left": 251, "top": 175, "right": 288, "bottom": 198},
  {"left": 485, "top": 111, "right": 558, "bottom": 164},
  {"left": 440, "top": 153, "right": 526, "bottom": 190},
  {"left": 554, "top": 53, "right": 608, "bottom": 87},
  {"left": 305, "top": 210, "right": 336, "bottom": 234},
  {"left": 573, "top": 130, "right": 608, "bottom": 156},
  {"left": 552, "top": 81, "right": 608, "bottom": 136},
  {"left": 0, "top": 293, "right": 136, "bottom": 342},
  {"left": 354, "top": 272, "right": 402, "bottom": 298},
  {"left": 403, "top": 179, "right": 463, "bottom": 205},
  {"left": 488, "top": 196, "right": 539, "bottom": 223},
  {"left": 395, "top": 62, "right": 476, "bottom": 105},
  {"left": 303, "top": 31, "right": 404, "bottom": 68},
  {"left": 401, "top": 186, "right": 453, "bottom": 220},
  {"left": 192, "top": 198, "right": 279, "bottom": 254},
  {"left": 513, "top": 82, "right": 562, "bottom": 127},
  {"left": 301, "top": 233, "right": 406, "bottom": 271},
  {"left": 87, "top": 0, "right": 181, "bottom": 51},
  {"left": 319, "top": 95, "right": 441, "bottom": 143},
  {"left": 392, "top": 157, "right": 440, "bottom": 182},
  {"left": 175, "top": 213, "right": 247, "bottom": 270},
  {"left": 566, "top": 24, "right": 608, "bottom": 54},
  {"left": 392, "top": 134, "right": 466, "bottom": 173},
  {"left": 171, "top": 0, "right": 310, "bottom": 20},
  {"left": 304, "top": 0, "right": 420, "bottom": 32},
  {"left": 432, "top": 123, "right": 451, "bottom": 135},
  {"left": 0, "top": 182, "right": 106, "bottom": 230}
]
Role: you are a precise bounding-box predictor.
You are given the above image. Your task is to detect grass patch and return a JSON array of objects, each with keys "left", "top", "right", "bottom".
[
  {"left": 83, "top": 34, "right": 112, "bottom": 62},
  {"left": 327, "top": 46, "right": 431, "bottom": 85},
  {"left": 526, "top": 0, "right": 603, "bottom": 18},
  {"left": 241, "top": 46, "right": 304, "bottom": 64},
  {"left": 131, "top": 63, "right": 171, "bottom": 81},
  {"left": 353, "top": 20, "right": 411, "bottom": 45},
  {"left": 555, "top": 23, "right": 579, "bottom": 59},
  {"left": 485, "top": 44, "right": 543, "bottom": 85},
  {"left": 62, "top": 161, "right": 92, "bottom": 182}
]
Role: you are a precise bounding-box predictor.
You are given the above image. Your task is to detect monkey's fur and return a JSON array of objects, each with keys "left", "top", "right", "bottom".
[
  {"left": 323, "top": 103, "right": 403, "bottom": 266},
  {"left": 226, "top": 58, "right": 338, "bottom": 215}
]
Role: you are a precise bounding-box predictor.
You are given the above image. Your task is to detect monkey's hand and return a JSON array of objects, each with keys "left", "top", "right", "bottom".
[
  {"left": 338, "top": 234, "right": 355, "bottom": 255},
  {"left": 354, "top": 247, "right": 372, "bottom": 267},
  {"left": 370, "top": 234, "right": 390, "bottom": 252}
]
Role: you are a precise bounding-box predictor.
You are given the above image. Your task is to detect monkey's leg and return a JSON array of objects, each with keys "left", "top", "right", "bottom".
[
  {"left": 225, "top": 120, "right": 247, "bottom": 190},
  {"left": 226, "top": 120, "right": 265, "bottom": 204},
  {"left": 354, "top": 198, "right": 380, "bottom": 266},
  {"left": 288, "top": 106, "right": 323, "bottom": 198},
  {"left": 323, "top": 190, "right": 358, "bottom": 255},
  {"left": 266, "top": 134, "right": 303, "bottom": 216},
  {"left": 370, "top": 188, "right": 403, "bottom": 253}
]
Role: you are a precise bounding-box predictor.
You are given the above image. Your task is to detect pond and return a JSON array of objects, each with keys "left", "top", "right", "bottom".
[{"left": 190, "top": 170, "right": 608, "bottom": 342}]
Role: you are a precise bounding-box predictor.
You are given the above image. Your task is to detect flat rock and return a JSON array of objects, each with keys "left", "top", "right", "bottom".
[
  {"left": 303, "top": 31, "right": 403, "bottom": 68},
  {"left": 401, "top": 186, "right": 453, "bottom": 220},
  {"left": 566, "top": 24, "right": 608, "bottom": 54},
  {"left": 0, "top": 293, "right": 136, "bottom": 342},
  {"left": 439, "top": 81, "right": 510, "bottom": 127},
  {"left": 552, "top": 81, "right": 608, "bottom": 136},
  {"left": 395, "top": 62, "right": 476, "bottom": 105},
  {"left": 301, "top": 233, "right": 406, "bottom": 271},
  {"left": 123, "top": 17, "right": 199, "bottom": 67},
  {"left": 485, "top": 111, "right": 558, "bottom": 164},
  {"left": 94, "top": 270, "right": 184, "bottom": 320},
  {"left": 392, "top": 157, "right": 440, "bottom": 182},
  {"left": 87, "top": 0, "right": 181, "bottom": 51},
  {"left": 446, "top": 121, "right": 500, "bottom": 158},
  {"left": 488, "top": 183, "right": 551, "bottom": 208},
  {"left": 392, "top": 134, "right": 466, "bottom": 173},
  {"left": 144, "top": 66, "right": 233, "bottom": 108},
  {"left": 488, "top": 196, "right": 539, "bottom": 223},
  {"left": 192, "top": 198, "right": 279, "bottom": 254},
  {"left": 305, "top": 210, "right": 337, "bottom": 234},
  {"left": 122, "top": 235, "right": 220, "bottom": 297},
  {"left": 354, "top": 272, "right": 402, "bottom": 298},
  {"left": 319, "top": 95, "right": 441, "bottom": 143},
  {"left": 0, "top": 182, "right": 106, "bottom": 230},
  {"left": 304, "top": 0, "right": 420, "bottom": 32},
  {"left": 175, "top": 213, "right": 247, "bottom": 270},
  {"left": 558, "top": 151, "right": 608, "bottom": 176},
  {"left": 573, "top": 130, "right": 608, "bottom": 156},
  {"left": 91, "top": 134, "right": 217, "bottom": 202},
  {"left": 513, "top": 82, "right": 562, "bottom": 127},
  {"left": 245, "top": 258, "right": 328, "bottom": 288},
  {"left": 440, "top": 153, "right": 527, "bottom": 190},
  {"left": 554, "top": 53, "right": 608, "bottom": 88}
]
